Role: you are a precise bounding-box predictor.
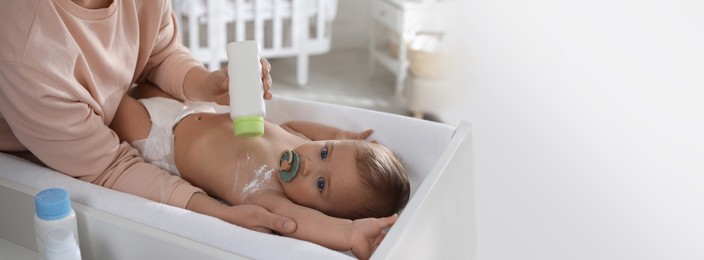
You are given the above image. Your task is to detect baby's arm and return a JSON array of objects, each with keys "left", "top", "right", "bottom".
[
  {"left": 280, "top": 121, "right": 373, "bottom": 141},
  {"left": 253, "top": 192, "right": 396, "bottom": 259}
]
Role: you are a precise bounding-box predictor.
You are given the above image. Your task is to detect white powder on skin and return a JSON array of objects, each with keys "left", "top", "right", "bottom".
[
  {"left": 231, "top": 153, "right": 251, "bottom": 197},
  {"left": 241, "top": 164, "right": 274, "bottom": 199}
]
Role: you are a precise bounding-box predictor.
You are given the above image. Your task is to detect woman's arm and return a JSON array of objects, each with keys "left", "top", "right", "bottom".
[
  {"left": 253, "top": 192, "right": 396, "bottom": 259},
  {"left": 186, "top": 192, "right": 296, "bottom": 234},
  {"left": 280, "top": 121, "right": 373, "bottom": 141}
]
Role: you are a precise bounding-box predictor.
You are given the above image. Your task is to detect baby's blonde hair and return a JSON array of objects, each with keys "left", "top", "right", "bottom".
[{"left": 343, "top": 141, "right": 410, "bottom": 220}]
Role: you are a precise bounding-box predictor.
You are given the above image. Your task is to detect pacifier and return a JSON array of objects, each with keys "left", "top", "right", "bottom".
[{"left": 278, "top": 150, "right": 300, "bottom": 182}]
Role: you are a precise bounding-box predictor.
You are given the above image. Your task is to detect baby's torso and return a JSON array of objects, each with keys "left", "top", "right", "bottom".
[{"left": 173, "top": 112, "right": 307, "bottom": 205}]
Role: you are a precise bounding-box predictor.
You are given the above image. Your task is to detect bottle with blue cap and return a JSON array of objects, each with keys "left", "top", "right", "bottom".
[
  {"left": 45, "top": 228, "right": 82, "bottom": 260},
  {"left": 34, "top": 188, "right": 80, "bottom": 260}
]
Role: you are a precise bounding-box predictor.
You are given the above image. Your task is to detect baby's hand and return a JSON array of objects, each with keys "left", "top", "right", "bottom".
[
  {"left": 336, "top": 129, "right": 374, "bottom": 141},
  {"left": 349, "top": 214, "right": 398, "bottom": 260}
]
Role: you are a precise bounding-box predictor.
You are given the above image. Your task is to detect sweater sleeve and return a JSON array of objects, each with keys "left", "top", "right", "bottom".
[
  {"left": 0, "top": 64, "right": 202, "bottom": 208},
  {"left": 141, "top": 0, "right": 203, "bottom": 101}
]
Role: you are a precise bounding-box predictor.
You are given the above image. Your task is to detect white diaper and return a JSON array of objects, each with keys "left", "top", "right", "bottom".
[{"left": 133, "top": 97, "right": 216, "bottom": 176}]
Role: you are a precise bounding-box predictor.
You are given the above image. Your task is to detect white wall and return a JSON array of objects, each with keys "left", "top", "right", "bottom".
[{"left": 451, "top": 0, "right": 704, "bottom": 259}]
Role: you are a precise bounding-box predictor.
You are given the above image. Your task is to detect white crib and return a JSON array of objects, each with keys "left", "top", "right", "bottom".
[{"left": 172, "top": 0, "right": 338, "bottom": 86}]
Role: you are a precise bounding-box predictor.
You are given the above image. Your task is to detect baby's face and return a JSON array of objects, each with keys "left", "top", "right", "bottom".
[{"left": 279, "top": 140, "right": 366, "bottom": 217}]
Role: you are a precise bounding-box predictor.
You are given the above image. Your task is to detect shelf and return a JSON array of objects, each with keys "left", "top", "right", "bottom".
[{"left": 372, "top": 47, "right": 409, "bottom": 75}]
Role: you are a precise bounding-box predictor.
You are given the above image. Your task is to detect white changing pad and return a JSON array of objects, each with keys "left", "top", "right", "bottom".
[{"left": 0, "top": 96, "right": 455, "bottom": 259}]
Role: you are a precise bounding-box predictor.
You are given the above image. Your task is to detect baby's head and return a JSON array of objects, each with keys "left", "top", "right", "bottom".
[
  {"left": 346, "top": 141, "right": 410, "bottom": 219},
  {"left": 281, "top": 140, "right": 410, "bottom": 220}
]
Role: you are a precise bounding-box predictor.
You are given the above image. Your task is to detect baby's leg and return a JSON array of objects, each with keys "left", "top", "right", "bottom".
[
  {"left": 128, "top": 82, "right": 178, "bottom": 100},
  {"left": 109, "top": 95, "right": 151, "bottom": 143}
]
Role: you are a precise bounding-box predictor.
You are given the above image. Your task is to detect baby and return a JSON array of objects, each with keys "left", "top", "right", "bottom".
[{"left": 109, "top": 85, "right": 410, "bottom": 259}]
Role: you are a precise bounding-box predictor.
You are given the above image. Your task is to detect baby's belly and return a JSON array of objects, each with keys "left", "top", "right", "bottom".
[{"left": 174, "top": 114, "right": 298, "bottom": 205}]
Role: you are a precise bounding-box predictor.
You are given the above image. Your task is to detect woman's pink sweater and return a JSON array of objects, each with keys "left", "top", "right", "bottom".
[{"left": 0, "top": 0, "right": 204, "bottom": 208}]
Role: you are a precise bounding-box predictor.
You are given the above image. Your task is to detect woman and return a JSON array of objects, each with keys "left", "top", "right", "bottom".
[{"left": 0, "top": 0, "right": 294, "bottom": 234}]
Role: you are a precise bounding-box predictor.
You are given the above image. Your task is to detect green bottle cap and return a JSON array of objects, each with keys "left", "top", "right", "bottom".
[{"left": 233, "top": 116, "right": 264, "bottom": 137}]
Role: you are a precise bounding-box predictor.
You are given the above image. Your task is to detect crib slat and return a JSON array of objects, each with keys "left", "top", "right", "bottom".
[
  {"left": 273, "top": 0, "right": 283, "bottom": 51},
  {"left": 316, "top": 0, "right": 324, "bottom": 40},
  {"left": 291, "top": 0, "right": 301, "bottom": 50},
  {"left": 173, "top": 0, "right": 334, "bottom": 86},
  {"left": 291, "top": 0, "right": 309, "bottom": 85},
  {"left": 208, "top": 0, "right": 227, "bottom": 69},
  {"left": 254, "top": 0, "right": 264, "bottom": 46},
  {"left": 235, "top": 0, "right": 246, "bottom": 42}
]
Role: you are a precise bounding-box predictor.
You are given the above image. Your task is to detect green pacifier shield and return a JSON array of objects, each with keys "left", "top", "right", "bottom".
[{"left": 278, "top": 150, "right": 299, "bottom": 182}]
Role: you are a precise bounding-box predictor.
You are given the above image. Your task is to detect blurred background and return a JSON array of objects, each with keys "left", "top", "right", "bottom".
[{"left": 172, "top": 0, "right": 465, "bottom": 125}]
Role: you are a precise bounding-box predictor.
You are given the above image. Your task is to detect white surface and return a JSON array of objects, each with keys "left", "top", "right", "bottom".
[
  {"left": 373, "top": 122, "right": 473, "bottom": 259},
  {"left": 0, "top": 237, "right": 38, "bottom": 260},
  {"left": 0, "top": 178, "right": 246, "bottom": 260},
  {"left": 449, "top": 0, "right": 704, "bottom": 259}
]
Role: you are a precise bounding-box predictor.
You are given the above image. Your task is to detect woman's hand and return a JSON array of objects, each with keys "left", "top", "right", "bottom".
[
  {"left": 186, "top": 192, "right": 296, "bottom": 234},
  {"left": 207, "top": 57, "right": 273, "bottom": 105},
  {"left": 203, "top": 67, "right": 229, "bottom": 104},
  {"left": 185, "top": 57, "right": 273, "bottom": 105},
  {"left": 348, "top": 214, "right": 398, "bottom": 260},
  {"left": 220, "top": 204, "right": 297, "bottom": 234},
  {"left": 259, "top": 57, "right": 273, "bottom": 100}
]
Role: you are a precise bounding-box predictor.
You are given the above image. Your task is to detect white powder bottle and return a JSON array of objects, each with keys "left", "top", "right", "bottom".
[
  {"left": 227, "top": 40, "right": 266, "bottom": 137},
  {"left": 34, "top": 188, "right": 80, "bottom": 260}
]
